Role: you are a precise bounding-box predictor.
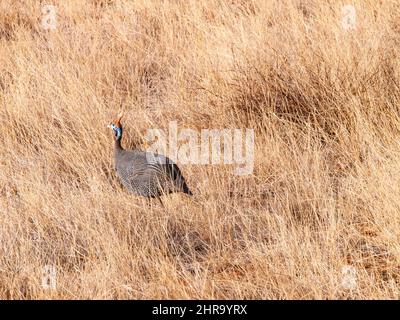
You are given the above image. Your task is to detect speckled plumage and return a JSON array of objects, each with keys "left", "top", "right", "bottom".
[{"left": 109, "top": 115, "right": 193, "bottom": 198}]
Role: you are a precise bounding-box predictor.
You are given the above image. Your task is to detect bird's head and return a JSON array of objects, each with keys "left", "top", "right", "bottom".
[{"left": 107, "top": 112, "right": 123, "bottom": 140}]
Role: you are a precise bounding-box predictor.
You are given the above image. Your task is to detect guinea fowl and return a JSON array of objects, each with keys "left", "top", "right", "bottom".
[{"left": 108, "top": 113, "right": 193, "bottom": 200}]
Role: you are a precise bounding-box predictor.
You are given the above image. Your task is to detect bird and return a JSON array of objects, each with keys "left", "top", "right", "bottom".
[{"left": 107, "top": 113, "right": 193, "bottom": 201}]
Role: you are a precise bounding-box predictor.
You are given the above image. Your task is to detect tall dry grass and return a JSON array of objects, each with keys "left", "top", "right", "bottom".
[{"left": 0, "top": 0, "right": 400, "bottom": 299}]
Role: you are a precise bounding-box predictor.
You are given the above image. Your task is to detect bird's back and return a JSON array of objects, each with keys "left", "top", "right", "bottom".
[{"left": 115, "top": 149, "right": 192, "bottom": 197}]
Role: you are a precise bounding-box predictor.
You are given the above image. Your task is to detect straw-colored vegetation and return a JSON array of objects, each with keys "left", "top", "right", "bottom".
[{"left": 0, "top": 0, "right": 399, "bottom": 299}]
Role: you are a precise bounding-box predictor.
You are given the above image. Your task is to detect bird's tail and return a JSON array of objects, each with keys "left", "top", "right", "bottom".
[{"left": 182, "top": 182, "right": 193, "bottom": 196}]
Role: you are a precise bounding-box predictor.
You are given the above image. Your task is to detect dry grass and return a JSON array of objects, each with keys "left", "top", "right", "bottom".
[{"left": 0, "top": 0, "right": 400, "bottom": 299}]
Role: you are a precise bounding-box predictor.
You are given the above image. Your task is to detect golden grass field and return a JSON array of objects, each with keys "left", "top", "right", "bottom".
[{"left": 0, "top": 0, "right": 400, "bottom": 299}]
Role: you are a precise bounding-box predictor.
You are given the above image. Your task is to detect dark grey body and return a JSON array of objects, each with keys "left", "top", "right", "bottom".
[{"left": 114, "top": 142, "right": 192, "bottom": 198}]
